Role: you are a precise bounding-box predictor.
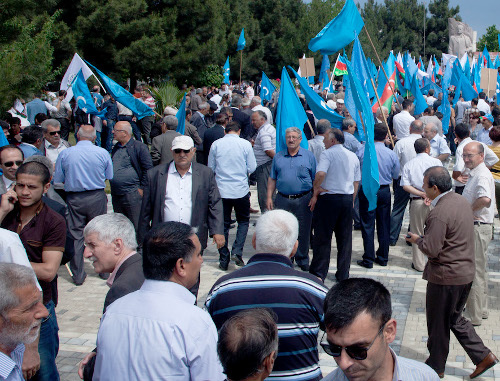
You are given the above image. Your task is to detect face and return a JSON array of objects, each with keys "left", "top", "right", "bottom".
[
  {"left": 285, "top": 131, "right": 302, "bottom": 151},
  {"left": 463, "top": 144, "right": 483, "bottom": 170},
  {"left": 0, "top": 149, "right": 23, "bottom": 181},
  {"left": 15, "top": 173, "right": 49, "bottom": 208},
  {"left": 348, "top": 123, "right": 357, "bottom": 135},
  {"left": 337, "top": 104, "right": 344, "bottom": 112},
  {"left": 44, "top": 124, "right": 61, "bottom": 146},
  {"left": 251, "top": 113, "right": 265, "bottom": 129},
  {"left": 173, "top": 147, "right": 196, "bottom": 170},
  {"left": 482, "top": 119, "right": 493, "bottom": 129},
  {"left": 0, "top": 284, "right": 48, "bottom": 349},
  {"left": 324, "top": 133, "right": 335, "bottom": 149},
  {"left": 184, "top": 234, "right": 203, "bottom": 288},
  {"left": 422, "top": 175, "right": 439, "bottom": 200},
  {"left": 423, "top": 126, "right": 436, "bottom": 140},
  {"left": 83, "top": 232, "right": 120, "bottom": 273},
  {"left": 326, "top": 312, "right": 395, "bottom": 381},
  {"left": 113, "top": 122, "right": 130, "bottom": 144}
]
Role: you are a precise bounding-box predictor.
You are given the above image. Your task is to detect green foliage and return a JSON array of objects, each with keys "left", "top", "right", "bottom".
[
  {"left": 426, "top": 0, "right": 460, "bottom": 59},
  {"left": 197, "top": 65, "right": 224, "bottom": 88},
  {"left": 149, "top": 83, "right": 181, "bottom": 115},
  {"left": 477, "top": 25, "right": 500, "bottom": 52}
]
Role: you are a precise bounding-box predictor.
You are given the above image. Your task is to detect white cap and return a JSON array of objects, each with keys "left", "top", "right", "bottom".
[
  {"left": 171, "top": 136, "right": 194, "bottom": 150},
  {"left": 163, "top": 106, "right": 178, "bottom": 116},
  {"left": 327, "top": 100, "right": 336, "bottom": 109},
  {"left": 337, "top": 98, "right": 344, "bottom": 104}
]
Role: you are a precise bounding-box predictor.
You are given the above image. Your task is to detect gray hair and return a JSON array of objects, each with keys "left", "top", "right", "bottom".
[
  {"left": 255, "top": 210, "right": 298, "bottom": 256},
  {"left": 285, "top": 127, "right": 302, "bottom": 138},
  {"left": 316, "top": 119, "right": 331, "bottom": 134},
  {"left": 0, "top": 263, "right": 38, "bottom": 318},
  {"left": 84, "top": 213, "right": 137, "bottom": 250},
  {"left": 342, "top": 118, "right": 356, "bottom": 131},
  {"left": 41, "top": 119, "right": 60, "bottom": 133},
  {"left": 410, "top": 120, "right": 424, "bottom": 133},
  {"left": 24, "top": 155, "right": 54, "bottom": 177},
  {"left": 118, "top": 121, "right": 133, "bottom": 135},
  {"left": 199, "top": 102, "right": 209, "bottom": 111},
  {"left": 162, "top": 115, "right": 178, "bottom": 131},
  {"left": 77, "top": 125, "right": 96, "bottom": 140},
  {"left": 376, "top": 106, "right": 388, "bottom": 118},
  {"left": 426, "top": 123, "right": 438, "bottom": 133},
  {"left": 253, "top": 110, "right": 267, "bottom": 121},
  {"left": 231, "top": 94, "right": 242, "bottom": 108}
]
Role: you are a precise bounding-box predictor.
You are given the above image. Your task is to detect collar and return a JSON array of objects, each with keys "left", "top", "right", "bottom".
[
  {"left": 2, "top": 175, "right": 13, "bottom": 189},
  {"left": 169, "top": 162, "right": 192, "bottom": 176},
  {"left": 22, "top": 142, "right": 38, "bottom": 149},
  {"left": 284, "top": 147, "right": 303, "bottom": 157},
  {"left": 314, "top": 135, "right": 324, "bottom": 141},
  {"left": 416, "top": 153, "right": 429, "bottom": 158},
  {"left": 196, "top": 111, "right": 204, "bottom": 118},
  {"left": 458, "top": 137, "right": 472, "bottom": 147},
  {"left": 247, "top": 253, "right": 293, "bottom": 268},
  {"left": 77, "top": 140, "right": 94, "bottom": 146},
  {"left": 44, "top": 139, "right": 62, "bottom": 150},
  {"left": 117, "top": 138, "right": 132, "bottom": 148},
  {"left": 0, "top": 343, "right": 24, "bottom": 379},
  {"left": 389, "top": 347, "right": 401, "bottom": 381},
  {"left": 140, "top": 279, "right": 196, "bottom": 304},
  {"left": 107, "top": 251, "right": 137, "bottom": 287},
  {"left": 375, "top": 141, "right": 386, "bottom": 146},
  {"left": 224, "top": 133, "right": 239, "bottom": 138},
  {"left": 469, "top": 162, "right": 487, "bottom": 177},
  {"left": 431, "top": 190, "right": 452, "bottom": 207}
]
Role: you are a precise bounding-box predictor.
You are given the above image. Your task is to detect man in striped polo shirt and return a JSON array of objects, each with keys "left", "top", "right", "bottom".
[{"left": 206, "top": 210, "right": 328, "bottom": 381}]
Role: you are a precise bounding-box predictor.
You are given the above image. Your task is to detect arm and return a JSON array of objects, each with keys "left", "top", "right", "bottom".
[
  {"left": 206, "top": 170, "right": 225, "bottom": 248},
  {"left": 150, "top": 137, "right": 161, "bottom": 166},
  {"left": 44, "top": 101, "right": 59, "bottom": 113},
  {"left": 137, "top": 171, "right": 153, "bottom": 245},
  {"left": 408, "top": 214, "right": 447, "bottom": 259},
  {"left": 437, "top": 153, "right": 450, "bottom": 162},
  {"left": 207, "top": 147, "right": 216, "bottom": 173},
  {"left": 105, "top": 154, "right": 113, "bottom": 181},
  {"left": 309, "top": 171, "right": 327, "bottom": 211},
  {"left": 353, "top": 181, "right": 359, "bottom": 203},
  {"left": 403, "top": 185, "right": 426, "bottom": 198},
  {"left": 22, "top": 336, "right": 40, "bottom": 380},
  {"left": 138, "top": 144, "right": 153, "bottom": 188},
  {"left": 265, "top": 149, "right": 275, "bottom": 158},
  {"left": 247, "top": 147, "right": 257, "bottom": 174},
  {"left": 452, "top": 170, "right": 468, "bottom": 184},
  {"left": 471, "top": 196, "right": 491, "bottom": 212},
  {"left": 31, "top": 250, "right": 63, "bottom": 282},
  {"left": 266, "top": 178, "right": 276, "bottom": 210}
]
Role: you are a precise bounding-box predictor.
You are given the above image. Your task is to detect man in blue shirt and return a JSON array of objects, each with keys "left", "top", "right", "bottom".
[
  {"left": 266, "top": 127, "right": 316, "bottom": 271},
  {"left": 208, "top": 121, "right": 257, "bottom": 270},
  {"left": 357, "top": 124, "right": 400, "bottom": 269}
]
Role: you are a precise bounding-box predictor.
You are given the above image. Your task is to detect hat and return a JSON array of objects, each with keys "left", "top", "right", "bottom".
[
  {"left": 326, "top": 100, "right": 336, "bottom": 109},
  {"left": 171, "top": 135, "right": 194, "bottom": 150},
  {"left": 481, "top": 114, "right": 494, "bottom": 123},
  {"left": 163, "top": 106, "right": 178, "bottom": 116},
  {"left": 337, "top": 98, "right": 344, "bottom": 104}
]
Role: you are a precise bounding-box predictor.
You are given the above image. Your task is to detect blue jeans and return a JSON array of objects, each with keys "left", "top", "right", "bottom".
[
  {"left": 33, "top": 301, "right": 59, "bottom": 381},
  {"left": 389, "top": 177, "right": 410, "bottom": 244},
  {"left": 105, "top": 119, "right": 115, "bottom": 152}
]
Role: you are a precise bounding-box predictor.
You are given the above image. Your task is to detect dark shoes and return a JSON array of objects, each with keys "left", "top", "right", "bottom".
[
  {"left": 298, "top": 263, "right": 310, "bottom": 272},
  {"left": 374, "top": 258, "right": 387, "bottom": 267},
  {"left": 72, "top": 274, "right": 87, "bottom": 286},
  {"left": 232, "top": 255, "right": 245, "bottom": 267},
  {"left": 357, "top": 260, "right": 373, "bottom": 269},
  {"left": 389, "top": 241, "right": 397, "bottom": 247},
  {"left": 470, "top": 352, "right": 498, "bottom": 379},
  {"left": 219, "top": 263, "right": 228, "bottom": 271},
  {"left": 411, "top": 263, "right": 423, "bottom": 272}
]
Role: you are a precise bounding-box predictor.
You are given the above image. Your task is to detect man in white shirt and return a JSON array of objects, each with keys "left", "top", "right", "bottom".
[
  {"left": 426, "top": 89, "right": 437, "bottom": 107},
  {"left": 251, "top": 96, "right": 273, "bottom": 125},
  {"left": 308, "top": 119, "right": 330, "bottom": 163},
  {"left": 40, "top": 119, "right": 70, "bottom": 167},
  {"left": 477, "top": 92, "right": 490, "bottom": 114},
  {"left": 93, "top": 222, "right": 225, "bottom": 380},
  {"left": 392, "top": 99, "right": 415, "bottom": 139},
  {"left": 423, "top": 122, "right": 451, "bottom": 162}
]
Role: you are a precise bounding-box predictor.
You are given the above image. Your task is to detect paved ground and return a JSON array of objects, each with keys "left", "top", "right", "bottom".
[{"left": 55, "top": 187, "right": 500, "bottom": 380}]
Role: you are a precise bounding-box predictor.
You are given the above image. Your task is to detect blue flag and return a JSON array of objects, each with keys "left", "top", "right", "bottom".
[
  {"left": 438, "top": 62, "right": 452, "bottom": 135},
  {"left": 223, "top": 57, "right": 230, "bottom": 84},
  {"left": 308, "top": 0, "right": 364, "bottom": 55},
  {"left": 410, "top": 74, "right": 427, "bottom": 115},
  {"left": 351, "top": 36, "right": 376, "bottom": 100},
  {"left": 496, "top": 74, "right": 500, "bottom": 105},
  {"left": 236, "top": 29, "right": 246, "bottom": 51},
  {"left": 319, "top": 55, "right": 330, "bottom": 87},
  {"left": 289, "top": 66, "right": 344, "bottom": 129},
  {"left": 0, "top": 128, "right": 8, "bottom": 148},
  {"left": 86, "top": 62, "right": 154, "bottom": 120},
  {"left": 344, "top": 71, "right": 365, "bottom": 142},
  {"left": 421, "top": 77, "right": 442, "bottom": 96},
  {"left": 261, "top": 72, "right": 276, "bottom": 103},
  {"left": 176, "top": 93, "right": 187, "bottom": 135},
  {"left": 71, "top": 70, "right": 107, "bottom": 117},
  {"left": 275, "top": 67, "right": 309, "bottom": 154},
  {"left": 344, "top": 57, "right": 379, "bottom": 211}
]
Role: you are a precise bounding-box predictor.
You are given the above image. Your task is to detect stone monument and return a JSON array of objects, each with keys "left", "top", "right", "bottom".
[{"left": 448, "top": 18, "right": 475, "bottom": 59}]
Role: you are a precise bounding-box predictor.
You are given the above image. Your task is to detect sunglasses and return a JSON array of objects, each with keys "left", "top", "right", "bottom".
[
  {"left": 2, "top": 160, "right": 23, "bottom": 168},
  {"left": 49, "top": 130, "right": 60, "bottom": 136},
  {"left": 173, "top": 149, "right": 191, "bottom": 154},
  {"left": 320, "top": 324, "right": 386, "bottom": 360}
]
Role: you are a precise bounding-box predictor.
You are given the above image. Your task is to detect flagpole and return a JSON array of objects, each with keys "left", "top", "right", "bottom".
[
  {"left": 240, "top": 51, "right": 243, "bottom": 85},
  {"left": 370, "top": 78, "right": 395, "bottom": 148},
  {"left": 363, "top": 26, "right": 402, "bottom": 109},
  {"left": 327, "top": 54, "right": 340, "bottom": 91}
]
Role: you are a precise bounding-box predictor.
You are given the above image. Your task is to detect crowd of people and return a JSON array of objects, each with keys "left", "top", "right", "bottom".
[{"left": 0, "top": 75, "right": 499, "bottom": 380}]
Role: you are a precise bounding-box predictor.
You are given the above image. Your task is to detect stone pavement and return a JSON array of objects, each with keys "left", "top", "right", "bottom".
[{"left": 55, "top": 187, "right": 500, "bottom": 380}]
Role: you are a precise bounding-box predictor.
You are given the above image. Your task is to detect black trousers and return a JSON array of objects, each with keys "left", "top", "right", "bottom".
[
  {"left": 310, "top": 194, "right": 353, "bottom": 282},
  {"left": 425, "top": 281, "right": 490, "bottom": 374},
  {"left": 111, "top": 189, "right": 142, "bottom": 233}
]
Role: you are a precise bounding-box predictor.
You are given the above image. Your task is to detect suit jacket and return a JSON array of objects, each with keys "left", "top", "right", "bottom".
[
  {"left": 39, "top": 139, "right": 71, "bottom": 156},
  {"left": 190, "top": 112, "right": 208, "bottom": 151},
  {"left": 203, "top": 125, "right": 225, "bottom": 157},
  {"left": 150, "top": 130, "right": 181, "bottom": 166},
  {"left": 185, "top": 122, "right": 202, "bottom": 146},
  {"left": 230, "top": 108, "right": 253, "bottom": 140},
  {"left": 0, "top": 178, "right": 7, "bottom": 196},
  {"left": 138, "top": 161, "right": 224, "bottom": 249}
]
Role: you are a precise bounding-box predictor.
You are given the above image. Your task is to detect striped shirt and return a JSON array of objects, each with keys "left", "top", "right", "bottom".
[
  {"left": 205, "top": 253, "right": 328, "bottom": 381},
  {"left": 0, "top": 344, "right": 25, "bottom": 381}
]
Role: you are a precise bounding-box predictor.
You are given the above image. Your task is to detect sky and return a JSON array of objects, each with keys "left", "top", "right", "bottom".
[{"left": 354, "top": 0, "right": 498, "bottom": 39}]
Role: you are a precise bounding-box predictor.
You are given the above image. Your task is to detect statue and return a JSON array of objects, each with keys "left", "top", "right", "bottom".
[{"left": 448, "top": 18, "right": 474, "bottom": 58}]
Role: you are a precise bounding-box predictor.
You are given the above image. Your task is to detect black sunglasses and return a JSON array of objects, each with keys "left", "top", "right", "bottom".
[
  {"left": 173, "top": 149, "right": 191, "bottom": 154},
  {"left": 320, "top": 324, "right": 386, "bottom": 360},
  {"left": 49, "top": 130, "right": 60, "bottom": 136},
  {"left": 3, "top": 160, "right": 23, "bottom": 168}
]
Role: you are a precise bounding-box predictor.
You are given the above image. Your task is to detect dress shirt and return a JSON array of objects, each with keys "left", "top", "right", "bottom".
[
  {"left": 116, "top": 102, "right": 133, "bottom": 116},
  {"left": 462, "top": 162, "right": 495, "bottom": 223},
  {"left": 270, "top": 147, "right": 316, "bottom": 195},
  {"left": 392, "top": 110, "right": 415, "bottom": 139},
  {"left": 54, "top": 141, "right": 113, "bottom": 192},
  {"left": 476, "top": 126, "right": 493, "bottom": 145},
  {"left": 426, "top": 96, "right": 437, "bottom": 106},
  {"left": 44, "top": 140, "right": 67, "bottom": 165},
  {"left": 106, "top": 251, "right": 137, "bottom": 287},
  {"left": 163, "top": 162, "right": 192, "bottom": 224},
  {"left": 343, "top": 131, "right": 361, "bottom": 153},
  {"left": 208, "top": 134, "right": 256, "bottom": 199},
  {"left": 357, "top": 142, "right": 400, "bottom": 185},
  {"left": 94, "top": 280, "right": 225, "bottom": 381},
  {"left": 455, "top": 101, "right": 471, "bottom": 123},
  {"left": 429, "top": 135, "right": 451, "bottom": 158},
  {"left": 477, "top": 99, "right": 490, "bottom": 114},
  {"left": 316, "top": 144, "right": 361, "bottom": 195},
  {"left": 252, "top": 105, "right": 273, "bottom": 125},
  {"left": 50, "top": 99, "right": 71, "bottom": 119},
  {"left": 253, "top": 123, "right": 276, "bottom": 166},
  {"left": 453, "top": 138, "right": 499, "bottom": 187},
  {"left": 393, "top": 134, "right": 421, "bottom": 176},
  {"left": 308, "top": 135, "right": 325, "bottom": 163},
  {"left": 401, "top": 153, "right": 443, "bottom": 191},
  {"left": 0, "top": 344, "right": 25, "bottom": 381}
]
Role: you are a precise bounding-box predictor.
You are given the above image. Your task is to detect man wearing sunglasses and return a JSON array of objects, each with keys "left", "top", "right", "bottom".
[
  {"left": 0, "top": 145, "right": 24, "bottom": 196},
  {"left": 321, "top": 278, "right": 440, "bottom": 381}
]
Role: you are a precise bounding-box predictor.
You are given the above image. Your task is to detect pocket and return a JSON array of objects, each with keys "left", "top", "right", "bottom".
[
  {"left": 297, "top": 165, "right": 310, "bottom": 179},
  {"left": 26, "top": 240, "right": 43, "bottom": 248}
]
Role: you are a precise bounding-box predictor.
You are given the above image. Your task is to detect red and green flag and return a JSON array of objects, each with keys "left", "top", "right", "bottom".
[{"left": 332, "top": 55, "right": 348, "bottom": 76}]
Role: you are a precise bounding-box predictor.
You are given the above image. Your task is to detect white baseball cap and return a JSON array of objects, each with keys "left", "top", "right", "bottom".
[{"left": 171, "top": 136, "right": 194, "bottom": 150}]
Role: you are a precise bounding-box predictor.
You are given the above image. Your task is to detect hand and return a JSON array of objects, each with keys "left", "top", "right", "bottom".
[
  {"left": 405, "top": 232, "right": 420, "bottom": 244},
  {"left": 22, "top": 345, "right": 40, "bottom": 380},
  {"left": 457, "top": 174, "right": 469, "bottom": 184},
  {"left": 102, "top": 119, "right": 107, "bottom": 126},
  {"left": 137, "top": 188, "right": 144, "bottom": 197},
  {"left": 212, "top": 234, "right": 225, "bottom": 249},
  {"left": 266, "top": 198, "right": 273, "bottom": 211},
  {"left": 0, "top": 189, "right": 17, "bottom": 214},
  {"left": 78, "top": 352, "right": 96, "bottom": 379},
  {"left": 308, "top": 196, "right": 317, "bottom": 212},
  {"left": 424, "top": 197, "right": 432, "bottom": 206}
]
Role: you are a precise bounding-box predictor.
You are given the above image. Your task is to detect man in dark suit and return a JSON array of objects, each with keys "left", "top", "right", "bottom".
[
  {"left": 150, "top": 116, "right": 181, "bottom": 166},
  {"left": 203, "top": 113, "right": 228, "bottom": 158},
  {"left": 190, "top": 102, "right": 210, "bottom": 164},
  {"left": 78, "top": 212, "right": 145, "bottom": 380},
  {"left": 230, "top": 94, "right": 253, "bottom": 140}
]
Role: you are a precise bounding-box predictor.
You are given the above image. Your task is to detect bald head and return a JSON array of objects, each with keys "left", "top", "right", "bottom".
[
  {"left": 77, "top": 125, "right": 96, "bottom": 141},
  {"left": 113, "top": 121, "right": 132, "bottom": 144},
  {"left": 463, "top": 141, "right": 484, "bottom": 170},
  {"left": 410, "top": 120, "right": 424, "bottom": 134}
]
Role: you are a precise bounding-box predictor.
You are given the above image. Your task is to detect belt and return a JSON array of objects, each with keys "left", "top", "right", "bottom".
[
  {"left": 380, "top": 184, "right": 390, "bottom": 188},
  {"left": 277, "top": 189, "right": 312, "bottom": 199},
  {"left": 491, "top": 168, "right": 500, "bottom": 174},
  {"left": 474, "top": 221, "right": 492, "bottom": 226}
]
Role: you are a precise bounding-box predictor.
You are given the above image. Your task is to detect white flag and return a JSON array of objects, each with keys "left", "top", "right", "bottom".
[
  {"left": 459, "top": 53, "right": 469, "bottom": 70},
  {"left": 60, "top": 53, "right": 93, "bottom": 91}
]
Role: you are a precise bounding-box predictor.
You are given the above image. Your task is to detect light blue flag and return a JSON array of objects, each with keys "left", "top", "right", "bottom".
[
  {"left": 344, "top": 71, "right": 365, "bottom": 142},
  {"left": 344, "top": 57, "right": 379, "bottom": 212},
  {"left": 86, "top": 61, "right": 154, "bottom": 120},
  {"left": 319, "top": 55, "right": 330, "bottom": 87},
  {"left": 498, "top": 34, "right": 500, "bottom": 55},
  {"left": 71, "top": 69, "right": 107, "bottom": 117},
  {"left": 261, "top": 72, "right": 276, "bottom": 103},
  {"left": 223, "top": 57, "right": 230, "bottom": 84},
  {"left": 308, "top": 0, "right": 364, "bottom": 55},
  {"left": 409, "top": 74, "right": 427, "bottom": 115},
  {"left": 275, "top": 67, "right": 309, "bottom": 154},
  {"left": 176, "top": 93, "right": 187, "bottom": 135},
  {"left": 421, "top": 77, "right": 442, "bottom": 96},
  {"left": 289, "top": 66, "right": 344, "bottom": 129},
  {"left": 351, "top": 36, "right": 376, "bottom": 100},
  {"left": 438, "top": 62, "right": 452, "bottom": 135},
  {"left": 0, "top": 128, "right": 8, "bottom": 148},
  {"left": 236, "top": 29, "right": 246, "bottom": 51},
  {"left": 464, "top": 56, "right": 472, "bottom": 81},
  {"left": 496, "top": 74, "right": 500, "bottom": 105},
  {"left": 493, "top": 55, "right": 500, "bottom": 69}
]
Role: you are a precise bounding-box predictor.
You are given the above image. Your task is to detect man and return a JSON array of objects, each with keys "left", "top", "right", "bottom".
[
  {"left": 251, "top": 110, "right": 276, "bottom": 213},
  {"left": 138, "top": 88, "right": 155, "bottom": 145},
  {"left": 308, "top": 119, "right": 330, "bottom": 163},
  {"left": 426, "top": 89, "right": 437, "bottom": 107},
  {"left": 25, "top": 94, "right": 57, "bottom": 125},
  {"left": 54, "top": 125, "right": 113, "bottom": 285},
  {"left": 78, "top": 213, "right": 145, "bottom": 380},
  {"left": 190, "top": 88, "right": 203, "bottom": 111},
  {"left": 423, "top": 122, "right": 451, "bottom": 162},
  {"left": 101, "top": 94, "right": 119, "bottom": 153},
  {"left": 110, "top": 121, "right": 153, "bottom": 231},
  {"left": 461, "top": 142, "right": 496, "bottom": 326},
  {"left": 0, "top": 162, "right": 66, "bottom": 381},
  {"left": 203, "top": 112, "right": 227, "bottom": 156},
  {"left": 190, "top": 102, "right": 210, "bottom": 163},
  {"left": 400, "top": 138, "right": 442, "bottom": 271},
  {"left": 477, "top": 92, "right": 490, "bottom": 114},
  {"left": 217, "top": 309, "right": 278, "bottom": 381},
  {"left": 406, "top": 166, "right": 497, "bottom": 378},
  {"left": 150, "top": 115, "right": 181, "bottom": 166},
  {"left": 335, "top": 98, "right": 346, "bottom": 116},
  {"left": 0, "top": 145, "right": 23, "bottom": 196},
  {"left": 389, "top": 120, "right": 425, "bottom": 245},
  {"left": 241, "top": 97, "right": 253, "bottom": 116},
  {"left": 19, "top": 126, "right": 43, "bottom": 159},
  {"left": 476, "top": 114, "right": 494, "bottom": 145},
  {"left": 357, "top": 124, "right": 400, "bottom": 269},
  {"left": 206, "top": 210, "right": 328, "bottom": 381},
  {"left": 183, "top": 109, "right": 203, "bottom": 146},
  {"left": 251, "top": 96, "right": 273, "bottom": 126},
  {"left": 419, "top": 107, "right": 442, "bottom": 136},
  {"left": 309, "top": 128, "right": 360, "bottom": 281},
  {"left": 93, "top": 222, "right": 224, "bottom": 379},
  {"left": 266, "top": 127, "right": 315, "bottom": 271},
  {"left": 0, "top": 263, "right": 49, "bottom": 381},
  {"left": 208, "top": 121, "right": 256, "bottom": 270},
  {"left": 40, "top": 119, "right": 70, "bottom": 166},
  {"left": 392, "top": 99, "right": 415, "bottom": 139},
  {"left": 341, "top": 118, "right": 361, "bottom": 154},
  {"left": 49, "top": 91, "right": 72, "bottom": 141},
  {"left": 231, "top": 95, "right": 253, "bottom": 140},
  {"left": 321, "top": 278, "right": 440, "bottom": 380}
]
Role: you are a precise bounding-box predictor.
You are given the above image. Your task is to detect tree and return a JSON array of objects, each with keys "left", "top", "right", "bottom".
[
  {"left": 477, "top": 25, "right": 500, "bottom": 52},
  {"left": 425, "top": 0, "right": 460, "bottom": 59}
]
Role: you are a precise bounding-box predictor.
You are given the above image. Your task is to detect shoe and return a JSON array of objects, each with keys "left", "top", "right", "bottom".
[
  {"left": 389, "top": 241, "right": 397, "bottom": 247},
  {"left": 438, "top": 373, "right": 444, "bottom": 378},
  {"left": 411, "top": 263, "right": 423, "bottom": 272},
  {"left": 374, "top": 258, "right": 387, "bottom": 267},
  {"left": 298, "top": 264, "right": 310, "bottom": 271},
  {"left": 72, "top": 274, "right": 87, "bottom": 286},
  {"left": 249, "top": 207, "right": 259, "bottom": 214},
  {"left": 353, "top": 225, "right": 362, "bottom": 231},
  {"left": 219, "top": 263, "right": 228, "bottom": 271},
  {"left": 99, "top": 273, "right": 109, "bottom": 280},
  {"left": 232, "top": 255, "right": 245, "bottom": 267},
  {"left": 357, "top": 260, "right": 373, "bottom": 269},
  {"left": 470, "top": 352, "right": 498, "bottom": 379}
]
